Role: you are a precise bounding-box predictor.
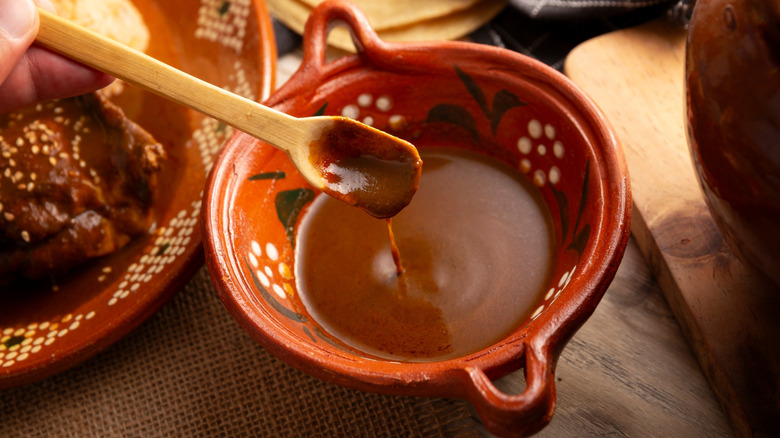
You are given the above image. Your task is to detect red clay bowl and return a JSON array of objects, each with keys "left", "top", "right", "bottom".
[{"left": 203, "top": 1, "right": 631, "bottom": 436}]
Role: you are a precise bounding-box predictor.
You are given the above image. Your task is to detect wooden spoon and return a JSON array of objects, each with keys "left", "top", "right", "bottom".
[{"left": 34, "top": 9, "right": 422, "bottom": 218}]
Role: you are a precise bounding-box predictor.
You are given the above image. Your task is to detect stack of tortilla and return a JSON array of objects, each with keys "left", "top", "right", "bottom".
[{"left": 267, "top": 0, "right": 508, "bottom": 51}]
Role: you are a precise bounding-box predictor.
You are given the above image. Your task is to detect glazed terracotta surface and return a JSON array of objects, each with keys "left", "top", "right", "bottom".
[
  {"left": 686, "top": 0, "right": 780, "bottom": 285},
  {"left": 203, "top": 1, "right": 631, "bottom": 436},
  {"left": 0, "top": 0, "right": 275, "bottom": 388}
]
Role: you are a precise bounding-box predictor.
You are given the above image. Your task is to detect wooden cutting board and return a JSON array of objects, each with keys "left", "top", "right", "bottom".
[{"left": 564, "top": 20, "right": 780, "bottom": 438}]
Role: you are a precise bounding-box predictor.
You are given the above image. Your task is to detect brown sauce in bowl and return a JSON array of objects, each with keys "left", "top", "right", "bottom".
[{"left": 295, "top": 147, "right": 554, "bottom": 362}]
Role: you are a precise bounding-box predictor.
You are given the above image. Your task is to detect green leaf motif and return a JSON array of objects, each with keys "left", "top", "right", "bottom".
[
  {"left": 313, "top": 103, "right": 328, "bottom": 117},
  {"left": 303, "top": 326, "right": 317, "bottom": 343},
  {"left": 246, "top": 259, "right": 306, "bottom": 323},
  {"left": 435, "top": 65, "right": 527, "bottom": 139},
  {"left": 549, "top": 183, "right": 569, "bottom": 243},
  {"left": 276, "top": 188, "right": 315, "bottom": 247},
  {"left": 455, "top": 65, "right": 489, "bottom": 117},
  {"left": 549, "top": 160, "right": 592, "bottom": 258},
  {"left": 426, "top": 103, "right": 479, "bottom": 142},
  {"left": 248, "top": 171, "right": 286, "bottom": 181},
  {"left": 572, "top": 160, "right": 590, "bottom": 241},
  {"left": 3, "top": 336, "right": 24, "bottom": 348},
  {"left": 218, "top": 1, "right": 230, "bottom": 15},
  {"left": 567, "top": 224, "right": 591, "bottom": 256},
  {"left": 491, "top": 90, "right": 527, "bottom": 135}
]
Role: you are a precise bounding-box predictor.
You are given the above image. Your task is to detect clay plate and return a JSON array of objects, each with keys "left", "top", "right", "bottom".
[
  {"left": 204, "top": 1, "right": 631, "bottom": 436},
  {"left": 0, "top": 0, "right": 276, "bottom": 389}
]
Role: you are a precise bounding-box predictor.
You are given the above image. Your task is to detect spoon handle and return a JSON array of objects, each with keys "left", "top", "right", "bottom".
[{"left": 34, "top": 8, "right": 298, "bottom": 151}]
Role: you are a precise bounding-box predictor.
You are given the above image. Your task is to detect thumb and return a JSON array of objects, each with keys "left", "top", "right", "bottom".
[{"left": 0, "top": 0, "right": 38, "bottom": 84}]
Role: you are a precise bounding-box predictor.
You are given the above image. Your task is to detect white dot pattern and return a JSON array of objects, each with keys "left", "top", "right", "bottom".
[
  {"left": 337, "top": 94, "right": 399, "bottom": 130},
  {"left": 528, "top": 119, "right": 542, "bottom": 138},
  {"left": 265, "top": 243, "right": 279, "bottom": 261},
  {"left": 341, "top": 104, "right": 359, "bottom": 119},
  {"left": 194, "top": 0, "right": 252, "bottom": 53},
  {"left": 0, "top": 312, "right": 90, "bottom": 367},
  {"left": 515, "top": 119, "right": 565, "bottom": 186},
  {"left": 107, "top": 198, "right": 202, "bottom": 307},
  {"left": 357, "top": 93, "right": 372, "bottom": 107}
]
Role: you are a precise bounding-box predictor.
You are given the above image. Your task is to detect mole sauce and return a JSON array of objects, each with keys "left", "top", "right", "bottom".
[{"left": 295, "top": 147, "right": 554, "bottom": 362}]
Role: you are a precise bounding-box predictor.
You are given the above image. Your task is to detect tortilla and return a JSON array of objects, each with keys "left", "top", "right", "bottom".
[
  {"left": 267, "top": 0, "right": 507, "bottom": 52},
  {"left": 295, "top": 0, "right": 483, "bottom": 30}
]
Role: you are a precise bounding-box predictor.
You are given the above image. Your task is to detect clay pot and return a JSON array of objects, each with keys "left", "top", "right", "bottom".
[
  {"left": 685, "top": 0, "right": 780, "bottom": 285},
  {"left": 203, "top": 1, "right": 631, "bottom": 436}
]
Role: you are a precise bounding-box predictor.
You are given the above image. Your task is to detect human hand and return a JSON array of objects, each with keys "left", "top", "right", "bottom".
[{"left": 0, "top": 0, "right": 113, "bottom": 113}]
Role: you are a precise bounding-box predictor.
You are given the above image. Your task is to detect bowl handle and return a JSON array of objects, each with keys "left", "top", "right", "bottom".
[
  {"left": 301, "top": 0, "right": 394, "bottom": 72},
  {"left": 461, "top": 342, "right": 556, "bottom": 437}
]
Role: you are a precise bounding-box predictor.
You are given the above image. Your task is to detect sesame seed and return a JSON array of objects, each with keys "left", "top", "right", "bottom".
[
  {"left": 3, "top": 168, "right": 10, "bottom": 177},
  {"left": 8, "top": 159, "right": 15, "bottom": 167},
  {"left": 31, "top": 145, "right": 39, "bottom": 154},
  {"left": 49, "top": 157, "right": 57, "bottom": 166},
  {"left": 17, "top": 183, "right": 26, "bottom": 190},
  {"left": 42, "top": 145, "right": 49, "bottom": 154},
  {"left": 54, "top": 107, "right": 63, "bottom": 114},
  {"left": 30, "top": 173, "right": 36, "bottom": 181},
  {"left": 35, "top": 104, "right": 42, "bottom": 112},
  {"left": 0, "top": 203, "right": 3, "bottom": 212},
  {"left": 15, "top": 138, "right": 23, "bottom": 147},
  {"left": 54, "top": 116, "right": 64, "bottom": 123},
  {"left": 27, "top": 182, "right": 34, "bottom": 191},
  {"left": 4, "top": 212, "right": 14, "bottom": 221},
  {"left": 21, "top": 231, "right": 30, "bottom": 242},
  {"left": 13, "top": 171, "right": 22, "bottom": 180},
  {"left": 2, "top": 151, "right": 10, "bottom": 158},
  {"left": 59, "top": 152, "right": 68, "bottom": 159}
]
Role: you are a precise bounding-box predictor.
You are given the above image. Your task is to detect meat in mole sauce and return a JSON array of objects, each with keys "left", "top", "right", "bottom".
[{"left": 0, "top": 92, "right": 165, "bottom": 283}]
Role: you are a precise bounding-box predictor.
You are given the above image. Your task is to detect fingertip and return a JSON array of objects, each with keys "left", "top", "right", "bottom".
[
  {"left": 32, "top": 0, "right": 56, "bottom": 14},
  {"left": 0, "top": 0, "right": 37, "bottom": 40},
  {"left": 0, "top": 46, "right": 117, "bottom": 113}
]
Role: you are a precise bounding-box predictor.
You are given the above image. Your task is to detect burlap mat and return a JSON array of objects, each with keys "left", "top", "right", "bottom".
[{"left": 0, "top": 268, "right": 479, "bottom": 437}]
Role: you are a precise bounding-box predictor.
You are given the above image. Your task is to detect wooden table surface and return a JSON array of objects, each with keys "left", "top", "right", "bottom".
[{"left": 277, "top": 45, "right": 734, "bottom": 437}]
